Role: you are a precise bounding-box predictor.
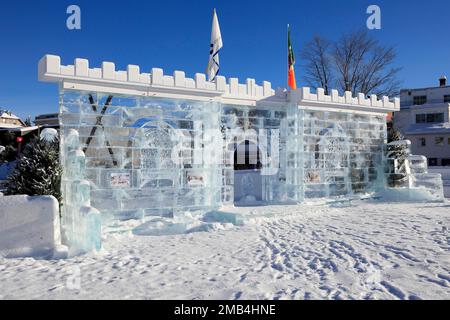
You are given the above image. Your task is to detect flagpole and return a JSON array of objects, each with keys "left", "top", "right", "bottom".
[{"left": 287, "top": 24, "right": 290, "bottom": 91}]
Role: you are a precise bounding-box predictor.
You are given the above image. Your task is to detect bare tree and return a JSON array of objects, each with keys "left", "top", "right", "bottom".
[
  {"left": 301, "top": 36, "right": 333, "bottom": 95},
  {"left": 301, "top": 30, "right": 401, "bottom": 97}
]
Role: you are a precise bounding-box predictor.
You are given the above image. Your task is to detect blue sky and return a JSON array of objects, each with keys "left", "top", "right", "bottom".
[{"left": 0, "top": 0, "right": 449, "bottom": 119}]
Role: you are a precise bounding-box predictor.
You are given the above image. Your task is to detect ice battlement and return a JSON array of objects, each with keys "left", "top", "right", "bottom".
[
  {"left": 38, "top": 55, "right": 276, "bottom": 101},
  {"left": 292, "top": 87, "right": 400, "bottom": 112},
  {"left": 38, "top": 55, "right": 399, "bottom": 112}
]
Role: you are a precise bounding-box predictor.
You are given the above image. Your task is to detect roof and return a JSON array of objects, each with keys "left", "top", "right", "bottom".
[
  {"left": 0, "top": 111, "right": 21, "bottom": 120},
  {"left": 0, "top": 123, "right": 23, "bottom": 129},
  {"left": 0, "top": 125, "right": 40, "bottom": 135},
  {"left": 400, "top": 85, "right": 450, "bottom": 92},
  {"left": 405, "top": 123, "right": 450, "bottom": 135},
  {"left": 1, "top": 110, "right": 26, "bottom": 128}
]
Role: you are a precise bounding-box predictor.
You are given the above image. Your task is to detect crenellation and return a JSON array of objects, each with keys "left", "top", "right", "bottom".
[
  {"left": 173, "top": 70, "right": 186, "bottom": 87},
  {"left": 263, "top": 81, "right": 271, "bottom": 96},
  {"left": 163, "top": 75, "right": 174, "bottom": 86},
  {"left": 185, "top": 78, "right": 195, "bottom": 89},
  {"left": 61, "top": 65, "right": 75, "bottom": 76},
  {"left": 151, "top": 68, "right": 164, "bottom": 85},
  {"left": 195, "top": 73, "right": 206, "bottom": 89},
  {"left": 295, "top": 86, "right": 399, "bottom": 111},
  {"left": 89, "top": 68, "right": 102, "bottom": 79},
  {"left": 229, "top": 78, "right": 239, "bottom": 95},
  {"left": 75, "top": 58, "right": 89, "bottom": 77},
  {"left": 101, "top": 62, "right": 115, "bottom": 80},
  {"left": 216, "top": 76, "right": 227, "bottom": 92},
  {"left": 115, "top": 70, "right": 127, "bottom": 82},
  {"left": 127, "top": 65, "right": 140, "bottom": 83},
  {"left": 140, "top": 73, "right": 151, "bottom": 84},
  {"left": 38, "top": 55, "right": 398, "bottom": 111}
]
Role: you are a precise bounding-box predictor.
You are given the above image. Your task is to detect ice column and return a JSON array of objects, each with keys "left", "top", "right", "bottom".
[{"left": 62, "top": 129, "right": 102, "bottom": 254}]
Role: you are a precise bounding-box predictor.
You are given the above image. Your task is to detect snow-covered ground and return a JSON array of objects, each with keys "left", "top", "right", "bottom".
[{"left": 1, "top": 200, "right": 449, "bottom": 300}]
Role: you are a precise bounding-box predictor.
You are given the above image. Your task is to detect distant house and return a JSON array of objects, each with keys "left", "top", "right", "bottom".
[
  {"left": 0, "top": 109, "right": 40, "bottom": 149},
  {"left": 35, "top": 113, "right": 59, "bottom": 129},
  {"left": 394, "top": 76, "right": 450, "bottom": 167},
  {"left": 0, "top": 110, "right": 26, "bottom": 129}
]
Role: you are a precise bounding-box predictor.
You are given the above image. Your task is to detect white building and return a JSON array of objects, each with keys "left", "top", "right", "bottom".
[
  {"left": 35, "top": 113, "right": 59, "bottom": 129},
  {"left": 394, "top": 76, "right": 450, "bottom": 166}
]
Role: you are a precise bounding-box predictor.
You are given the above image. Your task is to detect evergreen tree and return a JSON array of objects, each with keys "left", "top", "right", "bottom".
[
  {"left": 0, "top": 131, "right": 18, "bottom": 163},
  {"left": 0, "top": 145, "right": 17, "bottom": 163},
  {"left": 24, "top": 116, "right": 33, "bottom": 127},
  {"left": 5, "top": 135, "right": 62, "bottom": 202}
]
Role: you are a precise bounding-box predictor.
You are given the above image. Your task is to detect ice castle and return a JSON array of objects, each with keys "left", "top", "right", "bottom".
[{"left": 38, "top": 55, "right": 444, "bottom": 253}]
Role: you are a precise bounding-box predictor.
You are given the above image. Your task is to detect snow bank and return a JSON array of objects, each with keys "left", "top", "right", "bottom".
[
  {"left": 0, "top": 195, "right": 66, "bottom": 259},
  {"left": 428, "top": 167, "right": 450, "bottom": 198},
  {"left": 378, "top": 187, "right": 444, "bottom": 203}
]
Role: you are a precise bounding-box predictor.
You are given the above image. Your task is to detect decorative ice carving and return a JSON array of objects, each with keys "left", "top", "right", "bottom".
[
  {"left": 61, "top": 128, "right": 102, "bottom": 255},
  {"left": 40, "top": 128, "right": 58, "bottom": 143},
  {"left": 384, "top": 140, "right": 444, "bottom": 202}
]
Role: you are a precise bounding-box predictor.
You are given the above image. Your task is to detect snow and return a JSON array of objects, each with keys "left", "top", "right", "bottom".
[
  {"left": 1, "top": 200, "right": 449, "bottom": 300},
  {"left": 429, "top": 167, "right": 450, "bottom": 198},
  {"left": 0, "top": 195, "right": 64, "bottom": 259}
]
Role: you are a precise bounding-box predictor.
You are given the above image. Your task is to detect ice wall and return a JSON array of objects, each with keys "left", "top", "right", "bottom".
[
  {"left": 59, "top": 91, "right": 223, "bottom": 236},
  {"left": 288, "top": 109, "right": 387, "bottom": 199}
]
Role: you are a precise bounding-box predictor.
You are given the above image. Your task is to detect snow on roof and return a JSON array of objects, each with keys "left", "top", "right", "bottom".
[
  {"left": 405, "top": 123, "right": 450, "bottom": 135},
  {"left": 0, "top": 110, "right": 21, "bottom": 120}
]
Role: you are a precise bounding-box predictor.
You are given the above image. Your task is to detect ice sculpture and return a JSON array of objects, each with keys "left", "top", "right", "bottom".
[
  {"left": 384, "top": 140, "right": 444, "bottom": 202},
  {"left": 40, "top": 128, "right": 58, "bottom": 143},
  {"left": 61, "top": 129, "right": 102, "bottom": 254},
  {"left": 40, "top": 55, "right": 442, "bottom": 253}
]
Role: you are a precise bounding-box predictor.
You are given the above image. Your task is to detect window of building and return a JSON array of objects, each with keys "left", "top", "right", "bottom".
[
  {"left": 419, "top": 137, "right": 426, "bottom": 147},
  {"left": 428, "top": 113, "right": 444, "bottom": 123},
  {"left": 428, "top": 158, "right": 438, "bottom": 167},
  {"left": 435, "top": 137, "right": 444, "bottom": 146},
  {"left": 416, "top": 113, "right": 444, "bottom": 124},
  {"left": 445, "top": 95, "right": 450, "bottom": 103},
  {"left": 413, "top": 96, "right": 427, "bottom": 105},
  {"left": 442, "top": 159, "right": 450, "bottom": 167},
  {"left": 448, "top": 137, "right": 450, "bottom": 145},
  {"left": 416, "top": 114, "right": 426, "bottom": 123}
]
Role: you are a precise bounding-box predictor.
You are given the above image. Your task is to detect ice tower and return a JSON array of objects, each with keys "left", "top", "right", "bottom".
[{"left": 38, "top": 55, "right": 443, "bottom": 252}]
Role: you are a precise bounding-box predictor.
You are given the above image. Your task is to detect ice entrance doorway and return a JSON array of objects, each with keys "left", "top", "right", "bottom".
[{"left": 233, "top": 140, "right": 263, "bottom": 204}]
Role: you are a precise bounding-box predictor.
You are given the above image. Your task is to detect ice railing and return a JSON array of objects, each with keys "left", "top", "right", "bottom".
[
  {"left": 296, "top": 87, "right": 400, "bottom": 111},
  {"left": 386, "top": 140, "right": 444, "bottom": 201},
  {"left": 38, "top": 55, "right": 276, "bottom": 100}
]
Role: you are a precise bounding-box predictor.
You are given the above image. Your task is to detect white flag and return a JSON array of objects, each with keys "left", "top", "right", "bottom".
[{"left": 207, "top": 9, "right": 223, "bottom": 82}]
